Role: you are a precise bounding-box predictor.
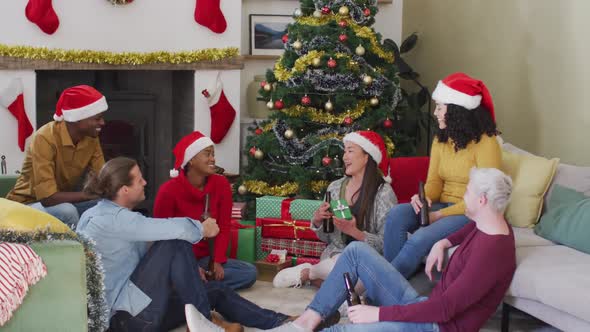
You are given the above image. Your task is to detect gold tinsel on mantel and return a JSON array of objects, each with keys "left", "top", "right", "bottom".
[{"left": 0, "top": 44, "right": 240, "bottom": 65}]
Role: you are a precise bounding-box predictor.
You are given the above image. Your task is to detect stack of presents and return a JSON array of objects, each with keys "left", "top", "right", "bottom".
[{"left": 228, "top": 196, "right": 325, "bottom": 281}]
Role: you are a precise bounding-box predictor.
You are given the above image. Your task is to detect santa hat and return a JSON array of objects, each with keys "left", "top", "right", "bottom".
[
  {"left": 54, "top": 85, "right": 108, "bottom": 122},
  {"left": 343, "top": 131, "right": 391, "bottom": 183},
  {"left": 431, "top": 72, "right": 495, "bottom": 122},
  {"left": 170, "top": 131, "right": 214, "bottom": 177}
]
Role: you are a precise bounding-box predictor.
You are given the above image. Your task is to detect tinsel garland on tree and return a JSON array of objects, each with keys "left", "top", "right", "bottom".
[{"left": 0, "top": 229, "right": 109, "bottom": 332}]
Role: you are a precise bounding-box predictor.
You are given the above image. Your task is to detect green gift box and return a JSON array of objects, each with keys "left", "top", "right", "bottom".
[
  {"left": 255, "top": 195, "right": 322, "bottom": 220},
  {"left": 256, "top": 196, "right": 287, "bottom": 218},
  {"left": 330, "top": 199, "right": 352, "bottom": 220},
  {"left": 255, "top": 225, "right": 269, "bottom": 260},
  {"left": 290, "top": 199, "right": 322, "bottom": 220},
  {"left": 226, "top": 220, "right": 256, "bottom": 263}
]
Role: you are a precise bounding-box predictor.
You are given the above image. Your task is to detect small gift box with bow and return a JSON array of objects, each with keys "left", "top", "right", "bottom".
[
  {"left": 255, "top": 259, "right": 292, "bottom": 282},
  {"left": 330, "top": 199, "right": 352, "bottom": 220}
]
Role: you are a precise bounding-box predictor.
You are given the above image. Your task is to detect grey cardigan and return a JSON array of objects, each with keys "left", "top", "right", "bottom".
[{"left": 311, "top": 177, "right": 398, "bottom": 259}]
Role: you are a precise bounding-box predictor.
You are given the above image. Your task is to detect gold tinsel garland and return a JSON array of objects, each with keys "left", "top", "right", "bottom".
[
  {"left": 262, "top": 120, "right": 277, "bottom": 132},
  {"left": 295, "top": 15, "right": 394, "bottom": 63},
  {"left": 384, "top": 135, "right": 395, "bottom": 156},
  {"left": 0, "top": 44, "right": 240, "bottom": 65},
  {"left": 279, "top": 100, "right": 370, "bottom": 124},
  {"left": 244, "top": 180, "right": 329, "bottom": 196},
  {"left": 274, "top": 51, "right": 361, "bottom": 82}
]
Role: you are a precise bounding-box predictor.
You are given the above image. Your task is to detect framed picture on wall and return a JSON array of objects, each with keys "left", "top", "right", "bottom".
[{"left": 249, "top": 14, "right": 292, "bottom": 56}]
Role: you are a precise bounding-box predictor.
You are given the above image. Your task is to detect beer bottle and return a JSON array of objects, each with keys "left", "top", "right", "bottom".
[
  {"left": 201, "top": 194, "right": 216, "bottom": 280},
  {"left": 323, "top": 192, "right": 334, "bottom": 233},
  {"left": 343, "top": 272, "right": 361, "bottom": 306},
  {"left": 418, "top": 182, "right": 430, "bottom": 227}
]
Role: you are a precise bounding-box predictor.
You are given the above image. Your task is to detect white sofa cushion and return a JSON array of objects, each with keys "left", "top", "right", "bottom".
[
  {"left": 513, "top": 227, "right": 554, "bottom": 247},
  {"left": 507, "top": 245, "right": 590, "bottom": 322}
]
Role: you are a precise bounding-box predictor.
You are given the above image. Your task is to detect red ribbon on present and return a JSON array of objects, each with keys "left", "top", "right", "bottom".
[
  {"left": 280, "top": 198, "right": 295, "bottom": 219},
  {"left": 229, "top": 219, "right": 255, "bottom": 259},
  {"left": 266, "top": 253, "right": 280, "bottom": 263}
]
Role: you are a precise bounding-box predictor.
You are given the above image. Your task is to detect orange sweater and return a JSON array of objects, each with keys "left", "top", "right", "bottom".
[{"left": 425, "top": 134, "right": 502, "bottom": 217}]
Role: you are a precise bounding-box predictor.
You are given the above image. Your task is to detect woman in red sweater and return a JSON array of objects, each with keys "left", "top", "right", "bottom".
[{"left": 154, "top": 131, "right": 257, "bottom": 290}]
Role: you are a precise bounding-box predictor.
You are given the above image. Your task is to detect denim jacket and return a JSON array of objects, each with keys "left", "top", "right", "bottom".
[{"left": 76, "top": 199, "right": 203, "bottom": 317}]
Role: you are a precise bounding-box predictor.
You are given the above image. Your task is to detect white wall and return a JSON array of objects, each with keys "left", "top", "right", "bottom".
[{"left": 0, "top": 71, "right": 36, "bottom": 175}]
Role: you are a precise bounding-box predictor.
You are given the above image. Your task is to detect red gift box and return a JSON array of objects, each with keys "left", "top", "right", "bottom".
[
  {"left": 257, "top": 218, "right": 320, "bottom": 241},
  {"left": 260, "top": 237, "right": 326, "bottom": 257}
]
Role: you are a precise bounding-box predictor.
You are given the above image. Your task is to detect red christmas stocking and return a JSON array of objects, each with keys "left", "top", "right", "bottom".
[
  {"left": 0, "top": 79, "right": 34, "bottom": 151},
  {"left": 202, "top": 74, "right": 235, "bottom": 144},
  {"left": 25, "top": 0, "right": 60, "bottom": 35},
  {"left": 194, "top": 0, "right": 227, "bottom": 34}
]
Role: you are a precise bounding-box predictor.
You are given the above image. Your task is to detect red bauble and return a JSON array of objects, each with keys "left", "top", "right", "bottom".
[
  {"left": 363, "top": 8, "right": 371, "bottom": 17},
  {"left": 301, "top": 95, "right": 311, "bottom": 106},
  {"left": 327, "top": 58, "right": 337, "bottom": 68},
  {"left": 249, "top": 146, "right": 257, "bottom": 156},
  {"left": 322, "top": 155, "right": 333, "bottom": 166},
  {"left": 339, "top": 34, "right": 348, "bottom": 42},
  {"left": 338, "top": 20, "right": 348, "bottom": 28},
  {"left": 321, "top": 6, "right": 331, "bottom": 14},
  {"left": 383, "top": 118, "right": 394, "bottom": 128},
  {"left": 274, "top": 99, "right": 285, "bottom": 110},
  {"left": 343, "top": 116, "right": 353, "bottom": 125},
  {"left": 282, "top": 34, "right": 289, "bottom": 43},
  {"left": 255, "top": 128, "right": 263, "bottom": 135},
  {"left": 260, "top": 81, "right": 267, "bottom": 88}
]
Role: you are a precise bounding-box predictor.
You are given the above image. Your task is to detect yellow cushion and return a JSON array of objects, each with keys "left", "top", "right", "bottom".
[
  {"left": 0, "top": 198, "right": 74, "bottom": 234},
  {"left": 502, "top": 150, "right": 559, "bottom": 227}
]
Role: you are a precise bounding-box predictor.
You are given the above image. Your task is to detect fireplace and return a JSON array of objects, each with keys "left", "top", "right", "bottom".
[{"left": 36, "top": 70, "right": 195, "bottom": 214}]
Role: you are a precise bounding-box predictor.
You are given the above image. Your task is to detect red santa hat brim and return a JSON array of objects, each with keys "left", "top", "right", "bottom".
[
  {"left": 432, "top": 80, "right": 482, "bottom": 110},
  {"left": 54, "top": 96, "right": 108, "bottom": 122},
  {"left": 343, "top": 132, "right": 391, "bottom": 183},
  {"left": 180, "top": 136, "right": 214, "bottom": 169}
]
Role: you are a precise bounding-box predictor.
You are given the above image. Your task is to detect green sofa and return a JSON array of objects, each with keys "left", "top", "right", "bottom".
[{"left": 0, "top": 175, "right": 89, "bottom": 331}]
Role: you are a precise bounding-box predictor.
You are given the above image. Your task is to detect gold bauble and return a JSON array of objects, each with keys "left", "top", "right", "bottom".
[
  {"left": 263, "top": 84, "right": 271, "bottom": 91},
  {"left": 266, "top": 100, "right": 274, "bottom": 109},
  {"left": 313, "top": 10, "right": 322, "bottom": 18},
  {"left": 238, "top": 185, "right": 248, "bottom": 195},
  {"left": 349, "top": 60, "right": 358, "bottom": 67},
  {"left": 293, "top": 40, "right": 303, "bottom": 50},
  {"left": 254, "top": 149, "right": 264, "bottom": 160},
  {"left": 324, "top": 100, "right": 334, "bottom": 111},
  {"left": 284, "top": 129, "right": 294, "bottom": 139},
  {"left": 370, "top": 96, "right": 379, "bottom": 106},
  {"left": 338, "top": 6, "right": 350, "bottom": 15},
  {"left": 355, "top": 45, "right": 366, "bottom": 56},
  {"left": 312, "top": 57, "right": 321, "bottom": 67},
  {"left": 363, "top": 75, "right": 373, "bottom": 85}
]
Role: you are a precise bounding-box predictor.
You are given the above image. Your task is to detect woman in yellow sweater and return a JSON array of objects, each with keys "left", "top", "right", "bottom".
[{"left": 383, "top": 72, "right": 502, "bottom": 278}]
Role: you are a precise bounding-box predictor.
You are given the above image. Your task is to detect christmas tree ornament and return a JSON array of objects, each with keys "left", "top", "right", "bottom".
[
  {"left": 255, "top": 128, "right": 263, "bottom": 135},
  {"left": 260, "top": 80, "right": 267, "bottom": 88},
  {"left": 194, "top": 0, "right": 227, "bottom": 34},
  {"left": 312, "top": 57, "right": 321, "bottom": 67},
  {"left": 370, "top": 96, "right": 379, "bottom": 106},
  {"left": 254, "top": 149, "right": 264, "bottom": 160},
  {"left": 338, "top": 20, "right": 348, "bottom": 28},
  {"left": 327, "top": 57, "right": 337, "bottom": 68},
  {"left": 383, "top": 118, "right": 393, "bottom": 128},
  {"left": 343, "top": 116, "right": 353, "bottom": 126},
  {"left": 324, "top": 100, "right": 334, "bottom": 111},
  {"left": 274, "top": 99, "right": 285, "bottom": 110},
  {"left": 266, "top": 100, "right": 274, "bottom": 110},
  {"left": 282, "top": 34, "right": 289, "bottom": 43},
  {"left": 363, "top": 8, "right": 371, "bottom": 17},
  {"left": 201, "top": 73, "right": 236, "bottom": 143},
  {"left": 293, "top": 8, "right": 302, "bottom": 18},
  {"left": 322, "top": 155, "right": 333, "bottom": 166},
  {"left": 321, "top": 6, "right": 331, "bottom": 15},
  {"left": 363, "top": 75, "right": 373, "bottom": 85},
  {"left": 238, "top": 185, "right": 248, "bottom": 195},
  {"left": 249, "top": 146, "right": 257, "bottom": 156},
  {"left": 0, "top": 78, "right": 33, "bottom": 151},
  {"left": 25, "top": 0, "right": 60, "bottom": 35},
  {"left": 349, "top": 60, "right": 358, "bottom": 67},
  {"left": 293, "top": 40, "right": 303, "bottom": 50},
  {"left": 339, "top": 34, "right": 348, "bottom": 42},
  {"left": 263, "top": 83, "right": 272, "bottom": 92},
  {"left": 313, "top": 10, "right": 322, "bottom": 18},
  {"left": 301, "top": 94, "right": 311, "bottom": 106},
  {"left": 333, "top": 155, "right": 342, "bottom": 168},
  {"left": 284, "top": 128, "right": 294, "bottom": 139},
  {"left": 338, "top": 6, "right": 350, "bottom": 16},
  {"left": 355, "top": 44, "right": 366, "bottom": 56}
]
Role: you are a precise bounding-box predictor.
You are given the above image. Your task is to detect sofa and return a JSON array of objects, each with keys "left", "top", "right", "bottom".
[{"left": 0, "top": 175, "right": 88, "bottom": 332}]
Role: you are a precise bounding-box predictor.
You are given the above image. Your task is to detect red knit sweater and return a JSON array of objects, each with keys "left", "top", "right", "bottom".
[
  {"left": 379, "top": 222, "right": 516, "bottom": 332},
  {"left": 153, "top": 172, "right": 232, "bottom": 263}
]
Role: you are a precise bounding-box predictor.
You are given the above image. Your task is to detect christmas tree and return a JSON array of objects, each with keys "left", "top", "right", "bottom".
[{"left": 237, "top": 0, "right": 428, "bottom": 205}]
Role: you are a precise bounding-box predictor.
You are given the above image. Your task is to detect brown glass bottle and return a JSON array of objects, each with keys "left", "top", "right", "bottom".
[
  {"left": 202, "top": 194, "right": 216, "bottom": 280},
  {"left": 323, "top": 192, "right": 334, "bottom": 233},
  {"left": 418, "top": 181, "right": 430, "bottom": 227},
  {"left": 343, "top": 272, "right": 361, "bottom": 306}
]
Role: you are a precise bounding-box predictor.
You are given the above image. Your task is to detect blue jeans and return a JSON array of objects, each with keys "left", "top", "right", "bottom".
[
  {"left": 109, "top": 240, "right": 287, "bottom": 332},
  {"left": 29, "top": 199, "right": 99, "bottom": 227},
  {"left": 308, "top": 242, "right": 439, "bottom": 332},
  {"left": 384, "top": 203, "right": 470, "bottom": 279},
  {"left": 197, "top": 257, "right": 257, "bottom": 290}
]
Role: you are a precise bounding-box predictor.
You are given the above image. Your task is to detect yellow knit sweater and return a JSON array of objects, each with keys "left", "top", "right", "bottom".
[{"left": 425, "top": 134, "right": 502, "bottom": 217}]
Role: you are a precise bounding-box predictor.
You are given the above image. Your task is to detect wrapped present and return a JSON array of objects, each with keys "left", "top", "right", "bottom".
[
  {"left": 261, "top": 237, "right": 326, "bottom": 258},
  {"left": 226, "top": 220, "right": 256, "bottom": 263},
  {"left": 256, "top": 196, "right": 322, "bottom": 221},
  {"left": 289, "top": 255, "right": 321, "bottom": 266},
  {"left": 254, "top": 259, "right": 292, "bottom": 282},
  {"left": 330, "top": 199, "right": 352, "bottom": 220},
  {"left": 258, "top": 217, "right": 320, "bottom": 241},
  {"left": 255, "top": 226, "right": 269, "bottom": 260},
  {"left": 232, "top": 202, "right": 246, "bottom": 219}
]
